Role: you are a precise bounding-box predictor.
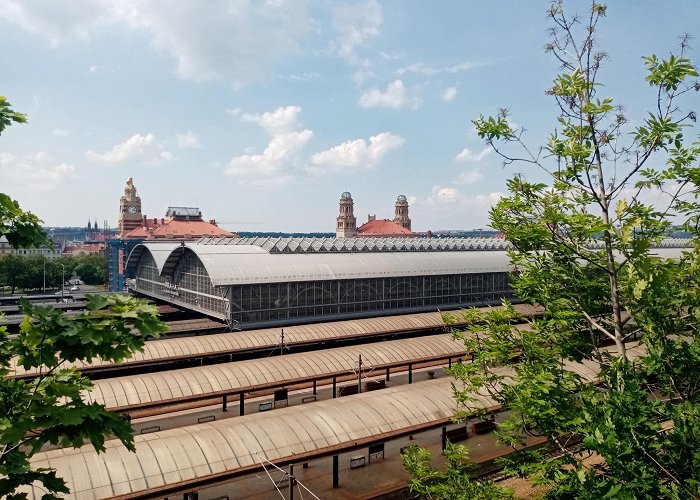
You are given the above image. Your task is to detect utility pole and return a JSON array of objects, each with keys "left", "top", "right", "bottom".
[
  {"left": 357, "top": 354, "right": 362, "bottom": 394},
  {"left": 288, "top": 464, "right": 295, "bottom": 500}
]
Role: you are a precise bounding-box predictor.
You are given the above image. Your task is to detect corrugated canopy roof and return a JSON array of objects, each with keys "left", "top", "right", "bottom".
[
  {"left": 85, "top": 334, "right": 467, "bottom": 410},
  {"left": 25, "top": 378, "right": 473, "bottom": 499}
]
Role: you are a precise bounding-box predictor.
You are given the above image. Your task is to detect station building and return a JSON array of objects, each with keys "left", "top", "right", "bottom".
[{"left": 125, "top": 236, "right": 516, "bottom": 329}]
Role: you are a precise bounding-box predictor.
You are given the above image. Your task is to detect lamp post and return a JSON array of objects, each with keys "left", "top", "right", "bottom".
[
  {"left": 42, "top": 256, "right": 46, "bottom": 294},
  {"left": 61, "top": 264, "right": 65, "bottom": 299}
]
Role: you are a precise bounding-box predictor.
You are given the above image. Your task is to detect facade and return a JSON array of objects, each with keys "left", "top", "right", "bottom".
[
  {"left": 126, "top": 236, "right": 517, "bottom": 329},
  {"left": 393, "top": 194, "right": 411, "bottom": 230},
  {"left": 108, "top": 177, "right": 235, "bottom": 291},
  {"left": 335, "top": 192, "right": 357, "bottom": 238},
  {"left": 336, "top": 192, "right": 417, "bottom": 237},
  {"left": 117, "top": 178, "right": 143, "bottom": 237},
  {"left": 0, "top": 236, "right": 64, "bottom": 258}
]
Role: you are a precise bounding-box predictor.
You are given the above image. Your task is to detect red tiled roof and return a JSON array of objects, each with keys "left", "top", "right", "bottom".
[
  {"left": 357, "top": 219, "right": 416, "bottom": 237},
  {"left": 63, "top": 244, "right": 103, "bottom": 254},
  {"left": 123, "top": 219, "right": 234, "bottom": 240}
]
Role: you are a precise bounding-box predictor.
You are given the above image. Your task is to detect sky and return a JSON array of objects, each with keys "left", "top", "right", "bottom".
[{"left": 1, "top": 1, "right": 698, "bottom": 233}]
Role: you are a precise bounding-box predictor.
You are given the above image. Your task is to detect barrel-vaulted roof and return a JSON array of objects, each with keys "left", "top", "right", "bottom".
[
  {"left": 127, "top": 240, "right": 514, "bottom": 287},
  {"left": 84, "top": 334, "right": 467, "bottom": 410},
  {"left": 26, "top": 378, "right": 475, "bottom": 499}
]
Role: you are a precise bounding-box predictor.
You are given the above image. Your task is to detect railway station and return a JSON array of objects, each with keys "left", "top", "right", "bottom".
[
  {"left": 22, "top": 342, "right": 648, "bottom": 499},
  {"left": 125, "top": 236, "right": 516, "bottom": 329},
  {"left": 14, "top": 238, "right": 688, "bottom": 498}
]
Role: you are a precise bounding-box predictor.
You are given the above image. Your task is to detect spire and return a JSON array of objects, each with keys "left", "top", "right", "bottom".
[
  {"left": 393, "top": 194, "right": 411, "bottom": 231},
  {"left": 336, "top": 192, "right": 357, "bottom": 238}
]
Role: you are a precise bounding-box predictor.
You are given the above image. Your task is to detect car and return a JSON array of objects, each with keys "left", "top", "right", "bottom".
[{"left": 70, "top": 286, "right": 80, "bottom": 291}]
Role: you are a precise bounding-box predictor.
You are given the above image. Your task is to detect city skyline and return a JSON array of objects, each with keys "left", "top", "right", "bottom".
[{"left": 1, "top": 1, "right": 698, "bottom": 232}]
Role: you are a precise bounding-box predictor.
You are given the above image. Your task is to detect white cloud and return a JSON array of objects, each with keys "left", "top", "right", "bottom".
[
  {"left": 396, "top": 61, "right": 485, "bottom": 76},
  {"left": 1, "top": 0, "right": 313, "bottom": 87},
  {"left": 425, "top": 185, "right": 503, "bottom": 209},
  {"left": 226, "top": 130, "right": 314, "bottom": 177},
  {"left": 441, "top": 86, "right": 457, "bottom": 102},
  {"left": 330, "top": 0, "right": 382, "bottom": 60},
  {"left": 455, "top": 146, "right": 492, "bottom": 163},
  {"left": 241, "top": 106, "right": 302, "bottom": 135},
  {"left": 225, "top": 107, "right": 241, "bottom": 116},
  {"left": 52, "top": 129, "right": 68, "bottom": 137},
  {"left": 426, "top": 186, "right": 460, "bottom": 205},
  {"left": 453, "top": 169, "right": 484, "bottom": 185},
  {"left": 176, "top": 131, "right": 202, "bottom": 149},
  {"left": 226, "top": 106, "right": 313, "bottom": 180},
  {"left": 84, "top": 133, "right": 173, "bottom": 165},
  {"left": 308, "top": 132, "right": 405, "bottom": 174},
  {"left": 0, "top": 152, "right": 76, "bottom": 193},
  {"left": 358, "top": 80, "right": 421, "bottom": 110},
  {"left": 278, "top": 72, "right": 320, "bottom": 82}
]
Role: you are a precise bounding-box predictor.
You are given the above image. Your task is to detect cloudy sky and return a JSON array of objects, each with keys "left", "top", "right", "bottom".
[{"left": 1, "top": 1, "right": 698, "bottom": 232}]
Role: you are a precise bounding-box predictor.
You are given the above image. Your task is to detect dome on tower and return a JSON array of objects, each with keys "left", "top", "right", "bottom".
[
  {"left": 341, "top": 191, "right": 352, "bottom": 200},
  {"left": 396, "top": 194, "right": 407, "bottom": 202}
]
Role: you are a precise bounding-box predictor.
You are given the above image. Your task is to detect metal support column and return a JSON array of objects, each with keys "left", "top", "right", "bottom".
[
  {"left": 313, "top": 380, "right": 317, "bottom": 395},
  {"left": 386, "top": 367, "right": 390, "bottom": 382},
  {"left": 332, "top": 455, "right": 340, "bottom": 489},
  {"left": 448, "top": 357, "right": 452, "bottom": 369},
  {"left": 441, "top": 426, "right": 447, "bottom": 451},
  {"left": 239, "top": 392, "right": 245, "bottom": 416},
  {"left": 288, "top": 464, "right": 294, "bottom": 500},
  {"left": 332, "top": 377, "right": 337, "bottom": 398},
  {"left": 222, "top": 395, "right": 228, "bottom": 412},
  {"left": 408, "top": 363, "right": 413, "bottom": 384}
]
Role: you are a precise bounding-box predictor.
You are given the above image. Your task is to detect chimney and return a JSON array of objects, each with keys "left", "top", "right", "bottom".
[
  {"left": 210, "top": 219, "right": 217, "bottom": 226},
  {"left": 142, "top": 215, "right": 147, "bottom": 226},
  {"left": 161, "top": 218, "right": 164, "bottom": 225}
]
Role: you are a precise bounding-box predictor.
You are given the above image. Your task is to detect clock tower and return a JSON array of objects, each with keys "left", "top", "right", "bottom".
[{"left": 118, "top": 177, "right": 143, "bottom": 237}]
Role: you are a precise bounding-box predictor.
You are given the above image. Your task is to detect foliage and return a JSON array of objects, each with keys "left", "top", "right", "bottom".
[
  {"left": 0, "top": 253, "right": 108, "bottom": 292},
  {"left": 0, "top": 96, "right": 26, "bottom": 135},
  {"left": 0, "top": 296, "right": 167, "bottom": 498},
  {"left": 0, "top": 97, "right": 47, "bottom": 250},
  {"left": 0, "top": 97, "right": 168, "bottom": 498},
  {"left": 406, "top": 2, "right": 700, "bottom": 499},
  {"left": 402, "top": 442, "right": 514, "bottom": 500}
]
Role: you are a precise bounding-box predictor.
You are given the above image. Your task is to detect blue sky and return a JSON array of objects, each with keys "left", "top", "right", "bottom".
[{"left": 1, "top": 1, "right": 698, "bottom": 233}]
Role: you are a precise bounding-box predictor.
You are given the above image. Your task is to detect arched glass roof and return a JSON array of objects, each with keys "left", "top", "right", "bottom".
[{"left": 126, "top": 240, "right": 515, "bottom": 287}]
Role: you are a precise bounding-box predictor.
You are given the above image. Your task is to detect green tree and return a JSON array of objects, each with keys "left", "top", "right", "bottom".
[
  {"left": 0, "top": 98, "right": 169, "bottom": 498},
  {"left": 73, "top": 259, "right": 105, "bottom": 285},
  {"left": 406, "top": 2, "right": 700, "bottom": 499},
  {"left": 0, "top": 255, "right": 27, "bottom": 295}
]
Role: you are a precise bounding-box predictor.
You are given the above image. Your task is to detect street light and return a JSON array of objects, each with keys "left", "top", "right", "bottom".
[{"left": 61, "top": 264, "right": 65, "bottom": 299}]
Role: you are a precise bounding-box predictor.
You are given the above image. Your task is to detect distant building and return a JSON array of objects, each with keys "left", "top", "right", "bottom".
[
  {"left": 109, "top": 178, "right": 235, "bottom": 290},
  {"left": 0, "top": 236, "right": 64, "bottom": 258},
  {"left": 336, "top": 192, "right": 418, "bottom": 238},
  {"left": 118, "top": 177, "right": 143, "bottom": 237},
  {"left": 63, "top": 243, "right": 103, "bottom": 255},
  {"left": 336, "top": 192, "right": 358, "bottom": 238}
]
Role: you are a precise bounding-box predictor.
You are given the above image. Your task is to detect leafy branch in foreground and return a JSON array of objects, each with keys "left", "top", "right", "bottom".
[
  {"left": 0, "top": 295, "right": 168, "bottom": 499},
  {"left": 406, "top": 2, "right": 700, "bottom": 498}
]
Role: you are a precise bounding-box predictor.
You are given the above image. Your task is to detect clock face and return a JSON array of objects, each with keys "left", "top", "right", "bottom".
[{"left": 127, "top": 205, "right": 137, "bottom": 215}]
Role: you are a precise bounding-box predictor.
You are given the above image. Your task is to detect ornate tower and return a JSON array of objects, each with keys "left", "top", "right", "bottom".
[
  {"left": 336, "top": 192, "right": 357, "bottom": 238},
  {"left": 393, "top": 194, "right": 411, "bottom": 231},
  {"left": 118, "top": 177, "right": 143, "bottom": 237}
]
